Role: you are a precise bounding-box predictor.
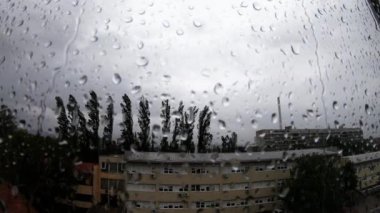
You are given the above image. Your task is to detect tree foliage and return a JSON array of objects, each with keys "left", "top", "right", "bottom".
[
  {"left": 284, "top": 155, "right": 357, "bottom": 213},
  {"left": 55, "top": 96, "right": 69, "bottom": 141},
  {"left": 0, "top": 104, "right": 16, "bottom": 137},
  {"left": 85, "top": 91, "right": 100, "bottom": 155},
  {"left": 120, "top": 94, "right": 134, "bottom": 150},
  {"left": 171, "top": 101, "right": 184, "bottom": 152},
  {"left": 197, "top": 106, "right": 212, "bottom": 153},
  {"left": 160, "top": 99, "right": 171, "bottom": 152},
  {"left": 138, "top": 96, "right": 150, "bottom": 151},
  {"left": 180, "top": 106, "right": 198, "bottom": 153},
  {"left": 102, "top": 96, "right": 114, "bottom": 151},
  {"left": 221, "top": 132, "right": 237, "bottom": 152}
]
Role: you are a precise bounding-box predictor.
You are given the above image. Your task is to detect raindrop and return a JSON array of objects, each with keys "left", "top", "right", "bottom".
[
  {"left": 365, "top": 104, "right": 371, "bottom": 115},
  {"left": 162, "top": 20, "right": 170, "bottom": 28},
  {"left": 271, "top": 113, "right": 278, "bottom": 124},
  {"left": 252, "top": 2, "right": 262, "bottom": 11},
  {"left": 193, "top": 20, "right": 202, "bottom": 28},
  {"left": 136, "top": 56, "right": 149, "bottom": 67},
  {"left": 152, "top": 124, "right": 161, "bottom": 135},
  {"left": 64, "top": 81, "right": 70, "bottom": 88},
  {"left": 214, "top": 83, "right": 223, "bottom": 95},
  {"left": 137, "top": 41, "right": 144, "bottom": 49},
  {"left": 332, "top": 101, "right": 339, "bottom": 110},
  {"left": 112, "top": 73, "right": 122, "bottom": 84},
  {"left": 222, "top": 97, "right": 230, "bottom": 106},
  {"left": 0, "top": 56, "right": 5, "bottom": 66},
  {"left": 291, "top": 45, "right": 300, "bottom": 55},
  {"left": 124, "top": 16, "right": 133, "bottom": 23},
  {"left": 176, "top": 29, "right": 184, "bottom": 36},
  {"left": 59, "top": 140, "right": 68, "bottom": 146},
  {"left": 218, "top": 120, "right": 226, "bottom": 130},
  {"left": 44, "top": 41, "right": 52, "bottom": 48},
  {"left": 90, "top": 36, "right": 98, "bottom": 42},
  {"left": 78, "top": 75, "right": 87, "bottom": 85},
  {"left": 251, "top": 119, "right": 258, "bottom": 129},
  {"left": 131, "top": 85, "right": 142, "bottom": 94}
]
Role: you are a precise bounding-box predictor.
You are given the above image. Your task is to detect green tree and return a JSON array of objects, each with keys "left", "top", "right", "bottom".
[
  {"left": 102, "top": 96, "right": 114, "bottom": 152},
  {"left": 0, "top": 104, "right": 16, "bottom": 137},
  {"left": 120, "top": 94, "right": 134, "bottom": 150},
  {"left": 85, "top": 91, "right": 100, "bottom": 160},
  {"left": 160, "top": 100, "right": 171, "bottom": 152},
  {"left": 284, "top": 155, "right": 357, "bottom": 213},
  {"left": 197, "top": 106, "right": 212, "bottom": 153},
  {"left": 55, "top": 96, "right": 69, "bottom": 141},
  {"left": 171, "top": 101, "right": 184, "bottom": 152},
  {"left": 138, "top": 96, "right": 150, "bottom": 151}
]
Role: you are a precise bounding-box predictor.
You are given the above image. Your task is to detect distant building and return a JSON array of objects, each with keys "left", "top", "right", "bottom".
[
  {"left": 344, "top": 151, "right": 380, "bottom": 194},
  {"left": 256, "top": 127, "right": 363, "bottom": 150},
  {"left": 73, "top": 163, "right": 101, "bottom": 209},
  {"left": 123, "top": 149, "right": 336, "bottom": 212}
]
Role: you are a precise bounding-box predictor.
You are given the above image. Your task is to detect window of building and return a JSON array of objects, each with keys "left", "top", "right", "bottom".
[
  {"left": 158, "top": 185, "right": 173, "bottom": 192},
  {"left": 163, "top": 167, "right": 174, "bottom": 174}
]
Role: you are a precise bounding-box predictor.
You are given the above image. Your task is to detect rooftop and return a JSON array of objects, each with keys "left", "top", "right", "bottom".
[
  {"left": 256, "top": 128, "right": 362, "bottom": 134},
  {"left": 344, "top": 151, "right": 380, "bottom": 164},
  {"left": 124, "top": 149, "right": 337, "bottom": 164}
]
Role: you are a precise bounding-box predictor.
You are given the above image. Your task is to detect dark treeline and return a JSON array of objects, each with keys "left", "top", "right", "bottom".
[
  {"left": 54, "top": 91, "right": 239, "bottom": 163},
  {"left": 0, "top": 105, "right": 76, "bottom": 213}
]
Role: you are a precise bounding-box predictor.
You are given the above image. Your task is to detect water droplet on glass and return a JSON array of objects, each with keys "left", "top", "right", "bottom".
[
  {"left": 218, "top": 120, "right": 226, "bottom": 130},
  {"left": 251, "top": 119, "right": 258, "bottom": 129},
  {"left": 176, "top": 29, "right": 184, "bottom": 36},
  {"left": 271, "top": 113, "right": 278, "bottom": 124},
  {"left": 193, "top": 20, "right": 202, "bottom": 28},
  {"left": 137, "top": 41, "right": 144, "bottom": 49},
  {"left": 291, "top": 45, "right": 300, "bottom": 55},
  {"left": 112, "top": 73, "right": 122, "bottom": 84},
  {"left": 365, "top": 104, "right": 371, "bottom": 115},
  {"left": 0, "top": 56, "right": 5, "bottom": 66},
  {"left": 222, "top": 97, "right": 230, "bottom": 106},
  {"left": 162, "top": 20, "right": 170, "bottom": 28},
  {"left": 152, "top": 124, "right": 161, "bottom": 135},
  {"left": 65, "top": 81, "right": 70, "bottom": 88},
  {"left": 90, "top": 36, "right": 98, "bottom": 42},
  {"left": 214, "top": 83, "right": 223, "bottom": 95},
  {"left": 78, "top": 75, "right": 87, "bottom": 85},
  {"left": 136, "top": 56, "right": 149, "bottom": 67},
  {"left": 124, "top": 16, "right": 133, "bottom": 23},
  {"left": 333, "top": 101, "right": 339, "bottom": 110},
  {"left": 252, "top": 2, "right": 262, "bottom": 11},
  {"left": 132, "top": 85, "right": 142, "bottom": 94}
]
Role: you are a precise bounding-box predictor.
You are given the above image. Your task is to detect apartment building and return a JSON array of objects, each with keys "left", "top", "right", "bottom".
[
  {"left": 123, "top": 149, "right": 335, "bottom": 213},
  {"left": 73, "top": 163, "right": 101, "bottom": 209},
  {"left": 344, "top": 151, "right": 380, "bottom": 194},
  {"left": 256, "top": 127, "right": 363, "bottom": 150}
]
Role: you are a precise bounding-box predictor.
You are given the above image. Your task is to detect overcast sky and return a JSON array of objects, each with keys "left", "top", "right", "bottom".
[{"left": 0, "top": 0, "right": 379, "bottom": 145}]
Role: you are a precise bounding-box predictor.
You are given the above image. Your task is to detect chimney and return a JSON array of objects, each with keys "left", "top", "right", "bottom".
[{"left": 277, "top": 97, "right": 283, "bottom": 129}]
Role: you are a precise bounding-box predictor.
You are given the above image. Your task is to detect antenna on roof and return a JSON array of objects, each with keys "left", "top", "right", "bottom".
[{"left": 277, "top": 97, "right": 283, "bottom": 130}]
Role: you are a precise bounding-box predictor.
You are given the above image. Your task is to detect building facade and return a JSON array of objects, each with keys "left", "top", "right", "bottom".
[
  {"left": 256, "top": 127, "right": 363, "bottom": 150},
  {"left": 123, "top": 149, "right": 335, "bottom": 212},
  {"left": 344, "top": 151, "right": 380, "bottom": 194}
]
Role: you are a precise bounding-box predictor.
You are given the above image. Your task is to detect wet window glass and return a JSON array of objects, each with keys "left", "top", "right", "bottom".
[{"left": 0, "top": 0, "right": 379, "bottom": 212}]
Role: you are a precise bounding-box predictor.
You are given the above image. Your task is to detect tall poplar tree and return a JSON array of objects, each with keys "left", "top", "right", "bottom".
[
  {"left": 102, "top": 96, "right": 114, "bottom": 151},
  {"left": 55, "top": 96, "right": 69, "bottom": 141},
  {"left": 138, "top": 96, "right": 150, "bottom": 151},
  {"left": 120, "top": 94, "right": 134, "bottom": 150},
  {"left": 160, "top": 100, "right": 171, "bottom": 152},
  {"left": 170, "top": 101, "right": 184, "bottom": 152},
  {"left": 197, "top": 106, "right": 212, "bottom": 153},
  {"left": 85, "top": 91, "right": 100, "bottom": 159}
]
